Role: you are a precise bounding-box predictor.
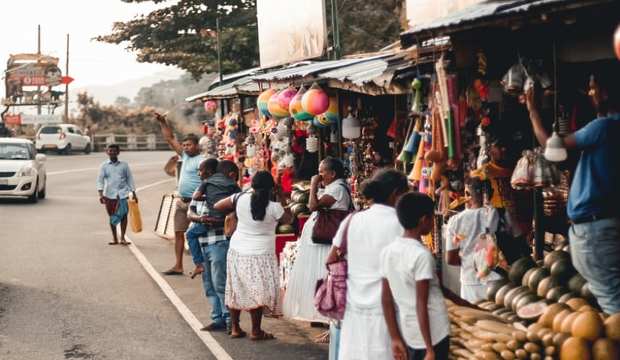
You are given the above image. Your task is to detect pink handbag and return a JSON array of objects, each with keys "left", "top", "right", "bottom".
[{"left": 313, "top": 213, "right": 354, "bottom": 321}]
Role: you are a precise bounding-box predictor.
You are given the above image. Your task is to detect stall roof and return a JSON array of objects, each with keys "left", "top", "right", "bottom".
[
  {"left": 401, "top": 0, "right": 613, "bottom": 44},
  {"left": 208, "top": 67, "right": 262, "bottom": 89},
  {"left": 185, "top": 76, "right": 261, "bottom": 102}
]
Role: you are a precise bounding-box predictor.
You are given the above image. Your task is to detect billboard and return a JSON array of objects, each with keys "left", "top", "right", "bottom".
[
  {"left": 405, "top": 0, "right": 484, "bottom": 30},
  {"left": 257, "top": 0, "right": 327, "bottom": 68}
]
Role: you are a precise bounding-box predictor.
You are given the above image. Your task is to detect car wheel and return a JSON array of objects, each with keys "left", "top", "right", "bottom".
[
  {"left": 84, "top": 143, "right": 92, "bottom": 154},
  {"left": 62, "top": 143, "right": 72, "bottom": 155},
  {"left": 28, "top": 180, "right": 39, "bottom": 203}
]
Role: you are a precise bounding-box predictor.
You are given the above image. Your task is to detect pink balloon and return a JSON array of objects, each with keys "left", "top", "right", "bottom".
[{"left": 301, "top": 84, "right": 329, "bottom": 116}]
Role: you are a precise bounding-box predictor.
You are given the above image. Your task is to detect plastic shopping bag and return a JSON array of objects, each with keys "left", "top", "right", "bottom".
[{"left": 128, "top": 198, "right": 143, "bottom": 233}]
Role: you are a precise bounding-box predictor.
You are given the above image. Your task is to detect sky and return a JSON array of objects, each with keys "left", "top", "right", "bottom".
[{"left": 0, "top": 0, "right": 184, "bottom": 101}]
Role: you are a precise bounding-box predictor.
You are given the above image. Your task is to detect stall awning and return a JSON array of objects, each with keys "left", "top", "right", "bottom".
[
  {"left": 185, "top": 76, "right": 262, "bottom": 102},
  {"left": 401, "top": 0, "right": 613, "bottom": 45}
]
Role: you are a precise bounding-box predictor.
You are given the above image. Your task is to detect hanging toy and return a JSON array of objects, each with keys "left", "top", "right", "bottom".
[
  {"left": 301, "top": 83, "right": 329, "bottom": 116},
  {"left": 257, "top": 89, "right": 276, "bottom": 118},
  {"left": 411, "top": 78, "right": 423, "bottom": 114},
  {"left": 289, "top": 86, "right": 314, "bottom": 121}
]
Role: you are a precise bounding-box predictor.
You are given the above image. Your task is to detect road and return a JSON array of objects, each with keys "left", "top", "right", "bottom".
[{"left": 0, "top": 151, "right": 327, "bottom": 360}]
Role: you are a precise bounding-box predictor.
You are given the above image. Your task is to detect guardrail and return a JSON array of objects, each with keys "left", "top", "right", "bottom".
[{"left": 92, "top": 134, "right": 170, "bottom": 152}]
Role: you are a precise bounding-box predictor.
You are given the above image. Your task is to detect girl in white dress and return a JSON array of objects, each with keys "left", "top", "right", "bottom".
[
  {"left": 326, "top": 169, "right": 409, "bottom": 360},
  {"left": 283, "top": 157, "right": 352, "bottom": 325}
]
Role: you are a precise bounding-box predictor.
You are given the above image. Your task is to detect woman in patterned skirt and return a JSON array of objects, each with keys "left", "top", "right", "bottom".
[{"left": 214, "top": 171, "right": 292, "bottom": 340}]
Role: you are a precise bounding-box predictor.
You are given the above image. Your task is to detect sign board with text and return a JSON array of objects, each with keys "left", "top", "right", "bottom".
[
  {"left": 21, "top": 114, "right": 62, "bottom": 125},
  {"left": 257, "top": 0, "right": 327, "bottom": 68}
]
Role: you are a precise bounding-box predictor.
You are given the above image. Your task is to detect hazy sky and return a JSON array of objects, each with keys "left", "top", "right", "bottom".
[{"left": 0, "top": 0, "right": 183, "bottom": 99}]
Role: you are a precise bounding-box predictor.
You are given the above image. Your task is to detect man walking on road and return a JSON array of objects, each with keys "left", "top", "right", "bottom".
[
  {"left": 156, "top": 112, "right": 205, "bottom": 276},
  {"left": 97, "top": 144, "right": 137, "bottom": 245}
]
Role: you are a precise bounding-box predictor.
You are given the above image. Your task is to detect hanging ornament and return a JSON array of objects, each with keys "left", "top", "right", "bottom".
[
  {"left": 410, "top": 78, "right": 423, "bottom": 114},
  {"left": 204, "top": 100, "right": 218, "bottom": 113},
  {"left": 342, "top": 109, "right": 361, "bottom": 139},
  {"left": 306, "top": 135, "right": 319, "bottom": 153},
  {"left": 257, "top": 89, "right": 276, "bottom": 118},
  {"left": 289, "top": 86, "right": 314, "bottom": 121},
  {"left": 301, "top": 83, "right": 329, "bottom": 116},
  {"left": 268, "top": 90, "right": 289, "bottom": 119},
  {"left": 313, "top": 113, "right": 331, "bottom": 128}
]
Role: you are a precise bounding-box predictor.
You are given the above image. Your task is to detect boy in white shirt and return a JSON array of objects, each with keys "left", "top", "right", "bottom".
[{"left": 381, "top": 192, "right": 450, "bottom": 360}]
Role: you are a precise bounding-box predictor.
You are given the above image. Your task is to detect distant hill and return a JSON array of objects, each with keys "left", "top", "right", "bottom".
[{"left": 74, "top": 68, "right": 185, "bottom": 106}]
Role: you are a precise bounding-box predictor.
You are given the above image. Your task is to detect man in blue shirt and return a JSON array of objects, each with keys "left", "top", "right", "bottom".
[
  {"left": 526, "top": 79, "right": 620, "bottom": 314},
  {"left": 97, "top": 144, "right": 137, "bottom": 245},
  {"left": 156, "top": 112, "right": 206, "bottom": 276}
]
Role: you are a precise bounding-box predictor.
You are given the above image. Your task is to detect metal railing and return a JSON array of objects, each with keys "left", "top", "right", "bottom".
[{"left": 92, "top": 134, "right": 170, "bottom": 152}]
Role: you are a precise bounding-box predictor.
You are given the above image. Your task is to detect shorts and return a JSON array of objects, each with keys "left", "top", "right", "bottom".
[{"left": 174, "top": 198, "right": 191, "bottom": 232}]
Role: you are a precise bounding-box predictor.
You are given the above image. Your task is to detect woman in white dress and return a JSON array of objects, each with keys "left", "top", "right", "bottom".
[
  {"left": 214, "top": 171, "right": 292, "bottom": 340},
  {"left": 283, "top": 157, "right": 352, "bottom": 325},
  {"left": 326, "top": 169, "right": 409, "bottom": 360}
]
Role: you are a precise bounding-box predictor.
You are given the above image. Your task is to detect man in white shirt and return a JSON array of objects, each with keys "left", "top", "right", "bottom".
[{"left": 96, "top": 144, "right": 137, "bottom": 245}]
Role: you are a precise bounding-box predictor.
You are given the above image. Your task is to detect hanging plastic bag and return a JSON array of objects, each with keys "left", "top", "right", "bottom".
[
  {"left": 511, "top": 150, "right": 532, "bottom": 190},
  {"left": 473, "top": 229, "right": 507, "bottom": 281},
  {"left": 128, "top": 198, "right": 143, "bottom": 233}
]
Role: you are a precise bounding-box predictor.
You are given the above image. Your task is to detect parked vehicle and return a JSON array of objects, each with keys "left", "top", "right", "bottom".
[
  {"left": 0, "top": 138, "right": 47, "bottom": 203},
  {"left": 35, "top": 124, "right": 91, "bottom": 154}
]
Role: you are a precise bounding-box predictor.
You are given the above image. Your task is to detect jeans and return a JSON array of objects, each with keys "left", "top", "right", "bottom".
[
  {"left": 569, "top": 218, "right": 620, "bottom": 314},
  {"left": 202, "top": 240, "right": 230, "bottom": 326},
  {"left": 408, "top": 336, "right": 450, "bottom": 360},
  {"left": 186, "top": 222, "right": 208, "bottom": 266}
]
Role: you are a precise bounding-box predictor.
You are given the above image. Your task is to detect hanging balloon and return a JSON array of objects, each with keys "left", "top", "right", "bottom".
[
  {"left": 323, "top": 97, "right": 339, "bottom": 124},
  {"left": 257, "top": 89, "right": 276, "bottom": 118},
  {"left": 615, "top": 25, "right": 620, "bottom": 60},
  {"left": 301, "top": 83, "right": 329, "bottom": 116},
  {"left": 289, "top": 86, "right": 314, "bottom": 121},
  {"left": 268, "top": 90, "right": 289, "bottom": 119},
  {"left": 277, "top": 87, "right": 297, "bottom": 113},
  {"left": 204, "top": 100, "right": 218, "bottom": 113}
]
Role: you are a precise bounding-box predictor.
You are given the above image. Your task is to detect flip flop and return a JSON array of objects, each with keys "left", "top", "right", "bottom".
[
  {"left": 190, "top": 267, "right": 204, "bottom": 279},
  {"left": 230, "top": 330, "right": 247, "bottom": 339},
  {"left": 108, "top": 242, "right": 119, "bottom": 245},
  {"left": 162, "top": 269, "right": 184, "bottom": 276},
  {"left": 120, "top": 241, "right": 132, "bottom": 245},
  {"left": 250, "top": 331, "right": 275, "bottom": 341}
]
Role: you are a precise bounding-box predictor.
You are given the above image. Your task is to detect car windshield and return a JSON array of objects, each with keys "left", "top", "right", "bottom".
[
  {"left": 40, "top": 126, "right": 61, "bottom": 134},
  {"left": 0, "top": 143, "right": 34, "bottom": 160}
]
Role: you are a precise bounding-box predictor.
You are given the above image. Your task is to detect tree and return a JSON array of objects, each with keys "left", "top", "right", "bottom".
[
  {"left": 97, "top": 0, "right": 259, "bottom": 79},
  {"left": 114, "top": 96, "right": 132, "bottom": 107}
]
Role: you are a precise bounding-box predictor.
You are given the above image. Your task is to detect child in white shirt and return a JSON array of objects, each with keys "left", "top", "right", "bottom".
[{"left": 381, "top": 192, "right": 450, "bottom": 360}]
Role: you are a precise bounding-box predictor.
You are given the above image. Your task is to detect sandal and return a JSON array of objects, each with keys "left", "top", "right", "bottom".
[
  {"left": 162, "top": 269, "right": 184, "bottom": 276},
  {"left": 190, "top": 266, "right": 204, "bottom": 279},
  {"left": 230, "top": 330, "right": 247, "bottom": 339},
  {"left": 108, "top": 242, "right": 119, "bottom": 245},
  {"left": 250, "top": 331, "right": 275, "bottom": 341},
  {"left": 313, "top": 330, "right": 330, "bottom": 344}
]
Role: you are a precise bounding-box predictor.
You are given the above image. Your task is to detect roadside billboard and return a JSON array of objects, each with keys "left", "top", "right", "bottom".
[
  {"left": 405, "top": 0, "right": 484, "bottom": 30},
  {"left": 257, "top": 0, "right": 327, "bottom": 68},
  {"left": 21, "top": 114, "right": 62, "bottom": 125}
]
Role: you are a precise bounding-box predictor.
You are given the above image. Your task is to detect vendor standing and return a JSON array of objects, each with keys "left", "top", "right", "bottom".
[{"left": 526, "top": 79, "right": 620, "bottom": 314}]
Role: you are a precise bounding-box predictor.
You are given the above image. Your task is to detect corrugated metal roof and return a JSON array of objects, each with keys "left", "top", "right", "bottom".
[
  {"left": 208, "top": 67, "right": 262, "bottom": 89},
  {"left": 401, "top": 0, "right": 600, "bottom": 39},
  {"left": 251, "top": 55, "right": 390, "bottom": 82},
  {"left": 185, "top": 76, "right": 261, "bottom": 102}
]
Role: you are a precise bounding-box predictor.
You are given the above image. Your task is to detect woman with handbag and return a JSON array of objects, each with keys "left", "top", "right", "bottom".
[
  {"left": 326, "top": 169, "right": 409, "bottom": 360},
  {"left": 283, "top": 157, "right": 352, "bottom": 329},
  {"left": 214, "top": 171, "right": 292, "bottom": 340}
]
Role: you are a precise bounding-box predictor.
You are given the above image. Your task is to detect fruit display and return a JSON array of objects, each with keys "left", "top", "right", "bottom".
[
  {"left": 289, "top": 183, "right": 311, "bottom": 218},
  {"left": 446, "top": 250, "right": 619, "bottom": 359}
]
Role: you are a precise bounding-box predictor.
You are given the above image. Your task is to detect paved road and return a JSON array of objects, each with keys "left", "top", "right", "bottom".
[{"left": 0, "top": 151, "right": 327, "bottom": 360}]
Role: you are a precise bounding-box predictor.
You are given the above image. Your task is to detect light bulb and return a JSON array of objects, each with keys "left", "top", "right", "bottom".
[{"left": 544, "top": 131, "right": 567, "bottom": 162}]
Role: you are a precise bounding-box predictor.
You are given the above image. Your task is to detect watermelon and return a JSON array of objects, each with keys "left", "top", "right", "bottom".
[
  {"left": 509, "top": 257, "right": 536, "bottom": 284},
  {"left": 517, "top": 301, "right": 548, "bottom": 321}
]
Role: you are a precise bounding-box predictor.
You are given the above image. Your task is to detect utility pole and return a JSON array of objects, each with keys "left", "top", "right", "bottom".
[
  {"left": 330, "top": 0, "right": 341, "bottom": 60},
  {"left": 64, "top": 34, "right": 70, "bottom": 122},
  {"left": 216, "top": 14, "right": 225, "bottom": 115},
  {"left": 37, "top": 25, "right": 42, "bottom": 115}
]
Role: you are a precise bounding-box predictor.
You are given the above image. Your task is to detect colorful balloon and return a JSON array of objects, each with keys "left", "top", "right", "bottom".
[
  {"left": 268, "top": 90, "right": 289, "bottom": 119},
  {"left": 204, "top": 100, "right": 217, "bottom": 113},
  {"left": 615, "top": 25, "right": 620, "bottom": 60},
  {"left": 289, "top": 86, "right": 314, "bottom": 121},
  {"left": 301, "top": 83, "right": 329, "bottom": 116},
  {"left": 322, "top": 97, "right": 339, "bottom": 124},
  {"left": 257, "top": 88, "right": 276, "bottom": 118},
  {"left": 277, "top": 87, "right": 297, "bottom": 112}
]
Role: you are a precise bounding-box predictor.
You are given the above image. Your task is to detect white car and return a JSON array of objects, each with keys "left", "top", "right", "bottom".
[
  {"left": 0, "top": 138, "right": 47, "bottom": 203},
  {"left": 35, "top": 123, "right": 91, "bottom": 154}
]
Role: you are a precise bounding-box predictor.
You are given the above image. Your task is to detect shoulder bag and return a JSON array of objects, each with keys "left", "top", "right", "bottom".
[
  {"left": 314, "top": 213, "right": 354, "bottom": 321},
  {"left": 311, "top": 183, "right": 354, "bottom": 245}
]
